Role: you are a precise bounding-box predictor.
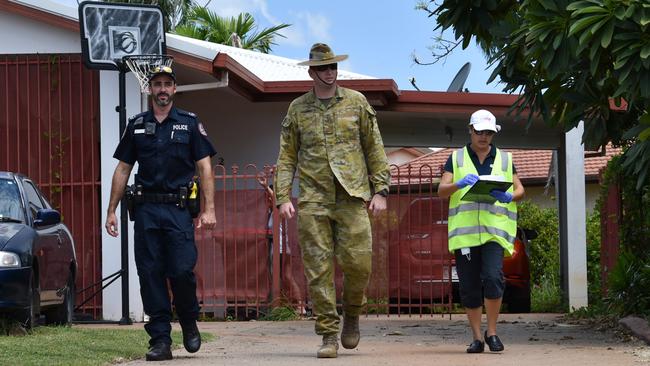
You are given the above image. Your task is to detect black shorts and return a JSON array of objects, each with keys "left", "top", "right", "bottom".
[{"left": 454, "top": 241, "right": 505, "bottom": 308}]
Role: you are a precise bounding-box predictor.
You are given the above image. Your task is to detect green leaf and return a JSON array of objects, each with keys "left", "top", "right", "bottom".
[
  {"left": 553, "top": 33, "right": 564, "bottom": 50},
  {"left": 600, "top": 21, "right": 615, "bottom": 48},
  {"left": 572, "top": 6, "right": 609, "bottom": 16},
  {"left": 639, "top": 127, "right": 650, "bottom": 141},
  {"left": 589, "top": 17, "right": 609, "bottom": 35},
  {"left": 622, "top": 123, "right": 650, "bottom": 140},
  {"left": 641, "top": 44, "right": 650, "bottom": 59},
  {"left": 538, "top": 0, "right": 558, "bottom": 12},
  {"left": 568, "top": 15, "right": 604, "bottom": 36}
]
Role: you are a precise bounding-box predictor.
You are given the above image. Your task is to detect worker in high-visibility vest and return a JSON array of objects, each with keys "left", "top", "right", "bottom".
[{"left": 437, "top": 109, "right": 525, "bottom": 354}]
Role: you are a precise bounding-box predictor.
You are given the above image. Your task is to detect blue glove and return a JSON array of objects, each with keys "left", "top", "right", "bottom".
[
  {"left": 490, "top": 190, "right": 513, "bottom": 203},
  {"left": 456, "top": 174, "right": 479, "bottom": 189}
]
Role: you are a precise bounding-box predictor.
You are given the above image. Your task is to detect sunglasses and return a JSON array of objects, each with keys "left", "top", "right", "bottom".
[
  {"left": 151, "top": 66, "right": 173, "bottom": 73},
  {"left": 312, "top": 63, "right": 338, "bottom": 72},
  {"left": 472, "top": 128, "right": 495, "bottom": 136}
]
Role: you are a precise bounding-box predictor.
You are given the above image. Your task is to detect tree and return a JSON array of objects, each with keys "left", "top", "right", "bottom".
[
  {"left": 174, "top": 7, "right": 290, "bottom": 53},
  {"left": 417, "top": 0, "right": 650, "bottom": 189},
  {"left": 107, "top": 0, "right": 194, "bottom": 32}
]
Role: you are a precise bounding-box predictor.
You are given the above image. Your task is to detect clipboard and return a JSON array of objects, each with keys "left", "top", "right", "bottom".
[{"left": 461, "top": 179, "right": 512, "bottom": 203}]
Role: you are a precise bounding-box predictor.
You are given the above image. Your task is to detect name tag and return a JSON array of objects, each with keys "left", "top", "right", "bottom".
[{"left": 134, "top": 129, "right": 145, "bottom": 134}]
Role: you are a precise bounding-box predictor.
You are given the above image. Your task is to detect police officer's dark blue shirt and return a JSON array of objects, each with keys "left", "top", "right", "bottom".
[
  {"left": 444, "top": 144, "right": 517, "bottom": 175},
  {"left": 113, "top": 107, "right": 216, "bottom": 192}
]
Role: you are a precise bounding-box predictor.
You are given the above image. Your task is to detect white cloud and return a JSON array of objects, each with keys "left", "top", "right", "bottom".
[
  {"left": 198, "top": 0, "right": 260, "bottom": 18},
  {"left": 299, "top": 12, "right": 332, "bottom": 42},
  {"left": 193, "top": 2, "right": 333, "bottom": 51}
]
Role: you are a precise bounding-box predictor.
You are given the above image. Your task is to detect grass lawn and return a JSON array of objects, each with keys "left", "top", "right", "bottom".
[{"left": 0, "top": 325, "right": 214, "bottom": 366}]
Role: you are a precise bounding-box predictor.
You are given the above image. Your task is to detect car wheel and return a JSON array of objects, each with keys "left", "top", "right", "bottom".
[
  {"left": 506, "top": 281, "right": 531, "bottom": 313},
  {"left": 22, "top": 270, "right": 40, "bottom": 330},
  {"left": 46, "top": 274, "right": 75, "bottom": 325}
]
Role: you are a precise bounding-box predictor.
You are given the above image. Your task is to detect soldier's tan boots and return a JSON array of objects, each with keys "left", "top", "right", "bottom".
[
  {"left": 317, "top": 334, "right": 339, "bottom": 358},
  {"left": 341, "top": 314, "right": 360, "bottom": 349}
]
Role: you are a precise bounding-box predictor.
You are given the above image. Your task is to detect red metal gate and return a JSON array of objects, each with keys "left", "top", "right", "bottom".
[
  {"left": 194, "top": 163, "right": 452, "bottom": 319},
  {"left": 600, "top": 178, "right": 621, "bottom": 295},
  {"left": 0, "top": 54, "right": 102, "bottom": 318}
]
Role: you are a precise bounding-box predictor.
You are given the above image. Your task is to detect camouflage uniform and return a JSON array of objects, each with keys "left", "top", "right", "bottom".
[{"left": 275, "top": 86, "right": 390, "bottom": 335}]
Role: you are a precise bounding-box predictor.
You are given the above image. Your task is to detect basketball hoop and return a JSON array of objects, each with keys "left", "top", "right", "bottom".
[{"left": 123, "top": 54, "right": 174, "bottom": 93}]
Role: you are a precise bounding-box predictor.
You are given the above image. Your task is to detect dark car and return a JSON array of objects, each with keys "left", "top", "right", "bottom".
[
  {"left": 388, "top": 197, "right": 534, "bottom": 313},
  {"left": 0, "top": 172, "right": 77, "bottom": 328}
]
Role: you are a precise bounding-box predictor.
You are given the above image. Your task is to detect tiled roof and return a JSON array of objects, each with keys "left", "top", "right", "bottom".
[{"left": 391, "top": 145, "right": 622, "bottom": 186}]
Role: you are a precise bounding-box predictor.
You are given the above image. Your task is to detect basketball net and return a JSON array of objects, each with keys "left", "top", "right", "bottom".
[{"left": 123, "top": 54, "right": 174, "bottom": 94}]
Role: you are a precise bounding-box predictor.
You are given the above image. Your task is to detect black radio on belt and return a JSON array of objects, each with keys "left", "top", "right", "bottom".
[{"left": 178, "top": 186, "right": 188, "bottom": 209}]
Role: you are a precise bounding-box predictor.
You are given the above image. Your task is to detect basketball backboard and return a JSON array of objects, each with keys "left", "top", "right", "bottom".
[{"left": 79, "top": 1, "right": 166, "bottom": 70}]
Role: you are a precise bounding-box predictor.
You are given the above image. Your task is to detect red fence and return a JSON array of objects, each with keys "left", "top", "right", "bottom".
[
  {"left": 0, "top": 54, "right": 102, "bottom": 318},
  {"left": 195, "top": 164, "right": 453, "bottom": 319},
  {"left": 600, "top": 179, "right": 621, "bottom": 295}
]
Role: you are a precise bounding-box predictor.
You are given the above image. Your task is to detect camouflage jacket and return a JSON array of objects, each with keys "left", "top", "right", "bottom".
[{"left": 275, "top": 87, "right": 391, "bottom": 205}]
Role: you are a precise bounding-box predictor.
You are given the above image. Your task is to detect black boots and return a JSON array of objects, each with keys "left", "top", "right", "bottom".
[
  {"left": 181, "top": 321, "right": 202, "bottom": 353},
  {"left": 146, "top": 343, "right": 172, "bottom": 361}
]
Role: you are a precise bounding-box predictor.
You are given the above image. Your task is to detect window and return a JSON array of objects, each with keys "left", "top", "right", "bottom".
[
  {"left": 0, "top": 178, "right": 24, "bottom": 222},
  {"left": 23, "top": 181, "right": 44, "bottom": 218}
]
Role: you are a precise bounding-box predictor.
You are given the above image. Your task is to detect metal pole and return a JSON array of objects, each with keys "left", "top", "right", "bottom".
[{"left": 117, "top": 68, "right": 132, "bottom": 325}]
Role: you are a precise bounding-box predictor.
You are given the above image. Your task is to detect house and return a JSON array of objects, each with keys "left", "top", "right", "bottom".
[
  {"left": 0, "top": 0, "right": 592, "bottom": 319},
  {"left": 395, "top": 145, "right": 622, "bottom": 212}
]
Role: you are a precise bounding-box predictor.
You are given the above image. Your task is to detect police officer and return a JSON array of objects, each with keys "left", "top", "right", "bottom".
[
  {"left": 437, "top": 109, "right": 525, "bottom": 354},
  {"left": 274, "top": 43, "right": 391, "bottom": 358},
  {"left": 105, "top": 65, "right": 217, "bottom": 361}
]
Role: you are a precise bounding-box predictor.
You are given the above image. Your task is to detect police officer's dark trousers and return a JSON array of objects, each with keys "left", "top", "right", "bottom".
[{"left": 134, "top": 202, "right": 199, "bottom": 346}]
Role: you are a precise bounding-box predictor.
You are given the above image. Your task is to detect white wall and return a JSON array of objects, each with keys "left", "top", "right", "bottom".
[
  {"left": 0, "top": 11, "right": 80, "bottom": 54},
  {"left": 100, "top": 71, "right": 145, "bottom": 321},
  {"left": 175, "top": 88, "right": 289, "bottom": 169},
  {"left": 524, "top": 183, "right": 601, "bottom": 213}
]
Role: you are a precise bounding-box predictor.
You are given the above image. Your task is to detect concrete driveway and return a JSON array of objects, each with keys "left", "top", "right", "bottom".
[{"left": 115, "top": 314, "right": 649, "bottom": 365}]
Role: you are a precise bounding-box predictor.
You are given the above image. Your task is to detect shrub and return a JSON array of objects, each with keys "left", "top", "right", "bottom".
[
  {"left": 606, "top": 251, "right": 650, "bottom": 318},
  {"left": 517, "top": 201, "right": 560, "bottom": 288},
  {"left": 518, "top": 200, "right": 601, "bottom": 309}
]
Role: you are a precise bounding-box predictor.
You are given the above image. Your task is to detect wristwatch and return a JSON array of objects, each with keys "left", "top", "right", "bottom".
[{"left": 376, "top": 189, "right": 389, "bottom": 197}]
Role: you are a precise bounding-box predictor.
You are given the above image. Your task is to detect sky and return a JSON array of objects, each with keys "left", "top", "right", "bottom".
[{"left": 53, "top": 0, "right": 503, "bottom": 93}]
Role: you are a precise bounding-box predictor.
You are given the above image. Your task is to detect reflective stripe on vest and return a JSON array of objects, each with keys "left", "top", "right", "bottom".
[{"left": 448, "top": 146, "right": 517, "bottom": 255}]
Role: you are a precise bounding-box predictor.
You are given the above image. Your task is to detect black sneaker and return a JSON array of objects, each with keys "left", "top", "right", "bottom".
[
  {"left": 466, "top": 339, "right": 485, "bottom": 353},
  {"left": 146, "top": 342, "right": 172, "bottom": 361},
  {"left": 484, "top": 331, "right": 504, "bottom": 352}
]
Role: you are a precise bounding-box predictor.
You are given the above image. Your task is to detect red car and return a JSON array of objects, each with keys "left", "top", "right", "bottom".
[{"left": 388, "top": 197, "right": 534, "bottom": 313}]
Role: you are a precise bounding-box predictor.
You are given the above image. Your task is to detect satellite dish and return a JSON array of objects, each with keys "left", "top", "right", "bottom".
[{"left": 446, "top": 62, "right": 471, "bottom": 92}]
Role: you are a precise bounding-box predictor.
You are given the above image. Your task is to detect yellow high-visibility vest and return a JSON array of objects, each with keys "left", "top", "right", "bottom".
[{"left": 448, "top": 146, "right": 517, "bottom": 256}]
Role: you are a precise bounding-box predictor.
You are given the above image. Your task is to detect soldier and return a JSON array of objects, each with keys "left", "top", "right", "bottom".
[
  {"left": 274, "top": 43, "right": 391, "bottom": 358},
  {"left": 105, "top": 65, "right": 217, "bottom": 361}
]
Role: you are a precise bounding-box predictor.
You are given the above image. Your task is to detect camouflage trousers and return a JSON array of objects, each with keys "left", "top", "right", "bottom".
[{"left": 297, "top": 197, "right": 372, "bottom": 336}]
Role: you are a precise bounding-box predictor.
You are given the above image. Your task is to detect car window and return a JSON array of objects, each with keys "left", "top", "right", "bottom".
[
  {"left": 22, "top": 181, "right": 45, "bottom": 218},
  {"left": 0, "top": 178, "right": 25, "bottom": 222}
]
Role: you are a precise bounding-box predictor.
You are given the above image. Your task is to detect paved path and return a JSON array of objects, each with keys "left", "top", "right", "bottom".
[{"left": 108, "top": 314, "right": 649, "bottom": 365}]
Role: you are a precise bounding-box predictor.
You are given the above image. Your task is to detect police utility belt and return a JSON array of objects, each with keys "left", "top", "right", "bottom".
[{"left": 124, "top": 180, "right": 201, "bottom": 221}]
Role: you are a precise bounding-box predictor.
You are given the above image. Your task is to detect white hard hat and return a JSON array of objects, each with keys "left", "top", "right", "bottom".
[{"left": 469, "top": 109, "right": 501, "bottom": 132}]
